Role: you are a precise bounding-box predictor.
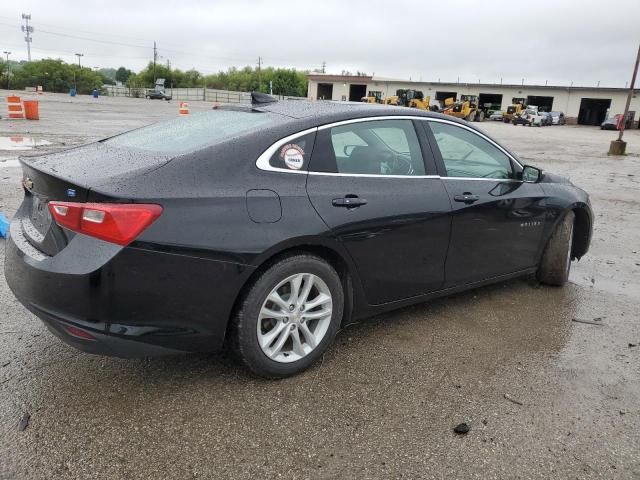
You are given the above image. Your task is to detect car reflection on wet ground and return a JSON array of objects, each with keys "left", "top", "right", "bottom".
[{"left": 0, "top": 93, "right": 639, "bottom": 479}]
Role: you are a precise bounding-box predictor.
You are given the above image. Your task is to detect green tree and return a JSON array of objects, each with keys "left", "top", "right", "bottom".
[
  {"left": 115, "top": 66, "right": 133, "bottom": 83},
  {"left": 7, "top": 59, "right": 103, "bottom": 94},
  {"left": 203, "top": 66, "right": 308, "bottom": 96}
]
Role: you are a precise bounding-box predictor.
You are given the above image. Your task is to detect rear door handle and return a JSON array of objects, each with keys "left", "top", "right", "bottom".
[
  {"left": 332, "top": 196, "right": 368, "bottom": 208},
  {"left": 453, "top": 193, "right": 479, "bottom": 204}
]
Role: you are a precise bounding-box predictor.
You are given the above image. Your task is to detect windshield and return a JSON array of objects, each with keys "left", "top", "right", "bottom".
[{"left": 104, "top": 110, "right": 276, "bottom": 153}]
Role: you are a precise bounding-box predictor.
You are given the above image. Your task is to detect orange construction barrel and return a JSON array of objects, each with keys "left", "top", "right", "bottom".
[
  {"left": 7, "top": 96, "right": 24, "bottom": 119},
  {"left": 23, "top": 100, "right": 40, "bottom": 120}
]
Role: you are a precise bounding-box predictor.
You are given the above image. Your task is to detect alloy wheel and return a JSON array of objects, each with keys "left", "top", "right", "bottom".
[{"left": 257, "top": 273, "right": 333, "bottom": 363}]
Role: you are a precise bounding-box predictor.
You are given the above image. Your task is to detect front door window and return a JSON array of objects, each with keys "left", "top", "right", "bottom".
[{"left": 429, "top": 122, "right": 513, "bottom": 179}]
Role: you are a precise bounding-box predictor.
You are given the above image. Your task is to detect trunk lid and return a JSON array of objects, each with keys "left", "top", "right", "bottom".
[{"left": 17, "top": 143, "right": 173, "bottom": 257}]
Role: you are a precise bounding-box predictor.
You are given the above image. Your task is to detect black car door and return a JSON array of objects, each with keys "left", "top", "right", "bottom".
[
  {"left": 306, "top": 118, "right": 451, "bottom": 305},
  {"left": 422, "top": 119, "right": 547, "bottom": 287}
]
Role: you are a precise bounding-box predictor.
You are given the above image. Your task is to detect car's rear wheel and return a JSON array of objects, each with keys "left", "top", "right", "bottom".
[
  {"left": 231, "top": 254, "right": 344, "bottom": 378},
  {"left": 537, "top": 211, "right": 575, "bottom": 286}
]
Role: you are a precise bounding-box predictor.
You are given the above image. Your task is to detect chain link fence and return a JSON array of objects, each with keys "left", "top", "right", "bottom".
[{"left": 103, "top": 86, "right": 304, "bottom": 104}]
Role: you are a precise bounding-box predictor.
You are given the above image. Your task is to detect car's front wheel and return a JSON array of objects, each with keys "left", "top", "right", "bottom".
[
  {"left": 231, "top": 254, "right": 344, "bottom": 378},
  {"left": 537, "top": 211, "right": 575, "bottom": 286}
]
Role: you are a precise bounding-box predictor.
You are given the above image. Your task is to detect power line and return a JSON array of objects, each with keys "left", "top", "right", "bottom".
[
  {"left": 1, "top": 42, "right": 150, "bottom": 61},
  {"left": 0, "top": 14, "right": 153, "bottom": 43},
  {"left": 37, "top": 28, "right": 150, "bottom": 49}
]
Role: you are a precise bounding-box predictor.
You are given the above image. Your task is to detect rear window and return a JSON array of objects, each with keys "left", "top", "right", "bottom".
[{"left": 104, "top": 110, "right": 275, "bottom": 153}]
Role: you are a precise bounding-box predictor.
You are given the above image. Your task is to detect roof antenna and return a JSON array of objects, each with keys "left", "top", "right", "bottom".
[{"left": 251, "top": 92, "right": 277, "bottom": 105}]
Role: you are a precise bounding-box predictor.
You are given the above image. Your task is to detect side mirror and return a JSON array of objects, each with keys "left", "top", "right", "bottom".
[{"left": 522, "top": 165, "right": 542, "bottom": 183}]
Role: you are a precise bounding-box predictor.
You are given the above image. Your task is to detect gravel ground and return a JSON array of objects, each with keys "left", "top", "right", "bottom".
[{"left": 0, "top": 93, "right": 639, "bottom": 479}]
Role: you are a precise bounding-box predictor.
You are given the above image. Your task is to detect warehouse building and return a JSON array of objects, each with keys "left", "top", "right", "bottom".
[{"left": 307, "top": 73, "right": 640, "bottom": 126}]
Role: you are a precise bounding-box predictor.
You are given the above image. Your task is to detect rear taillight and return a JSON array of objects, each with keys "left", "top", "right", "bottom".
[{"left": 48, "top": 202, "right": 163, "bottom": 246}]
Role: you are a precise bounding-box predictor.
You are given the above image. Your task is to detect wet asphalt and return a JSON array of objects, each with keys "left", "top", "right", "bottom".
[{"left": 0, "top": 94, "right": 639, "bottom": 479}]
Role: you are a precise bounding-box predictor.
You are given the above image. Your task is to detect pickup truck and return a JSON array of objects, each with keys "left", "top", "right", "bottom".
[{"left": 513, "top": 108, "right": 543, "bottom": 127}]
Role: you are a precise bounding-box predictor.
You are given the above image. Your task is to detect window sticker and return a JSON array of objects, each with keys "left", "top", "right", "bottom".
[{"left": 280, "top": 143, "right": 305, "bottom": 170}]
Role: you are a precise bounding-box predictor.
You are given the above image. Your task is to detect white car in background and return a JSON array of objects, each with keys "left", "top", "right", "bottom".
[
  {"left": 550, "top": 111, "right": 566, "bottom": 125},
  {"left": 513, "top": 108, "right": 544, "bottom": 127}
]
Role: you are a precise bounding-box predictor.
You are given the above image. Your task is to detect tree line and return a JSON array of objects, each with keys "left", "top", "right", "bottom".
[{"left": 0, "top": 59, "right": 309, "bottom": 97}]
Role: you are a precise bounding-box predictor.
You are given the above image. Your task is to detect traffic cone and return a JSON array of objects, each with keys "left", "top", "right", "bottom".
[
  {"left": 7, "top": 96, "right": 24, "bottom": 119},
  {"left": 179, "top": 102, "right": 189, "bottom": 115}
]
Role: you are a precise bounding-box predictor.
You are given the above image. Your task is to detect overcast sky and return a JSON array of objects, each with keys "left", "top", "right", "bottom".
[{"left": 1, "top": 0, "right": 638, "bottom": 87}]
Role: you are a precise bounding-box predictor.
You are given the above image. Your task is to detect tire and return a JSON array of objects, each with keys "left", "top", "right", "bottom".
[
  {"left": 230, "top": 254, "right": 344, "bottom": 378},
  {"left": 537, "top": 211, "right": 575, "bottom": 286}
]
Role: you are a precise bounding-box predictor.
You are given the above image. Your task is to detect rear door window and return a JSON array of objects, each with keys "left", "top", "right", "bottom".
[{"left": 312, "top": 119, "right": 426, "bottom": 176}]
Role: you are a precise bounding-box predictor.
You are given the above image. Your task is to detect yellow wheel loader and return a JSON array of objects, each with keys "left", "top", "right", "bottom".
[
  {"left": 385, "top": 89, "right": 430, "bottom": 110},
  {"left": 444, "top": 95, "right": 485, "bottom": 121},
  {"left": 503, "top": 103, "right": 525, "bottom": 123}
]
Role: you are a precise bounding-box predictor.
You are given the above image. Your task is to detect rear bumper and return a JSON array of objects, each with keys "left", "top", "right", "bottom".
[
  {"left": 4, "top": 220, "right": 253, "bottom": 357},
  {"left": 39, "top": 307, "right": 185, "bottom": 357}
]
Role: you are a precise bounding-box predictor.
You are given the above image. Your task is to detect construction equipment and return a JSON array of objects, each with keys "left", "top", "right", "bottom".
[
  {"left": 384, "top": 89, "right": 430, "bottom": 110},
  {"left": 444, "top": 95, "right": 484, "bottom": 121},
  {"left": 361, "top": 91, "right": 384, "bottom": 104},
  {"left": 502, "top": 99, "right": 526, "bottom": 123},
  {"left": 384, "top": 94, "right": 400, "bottom": 106}
]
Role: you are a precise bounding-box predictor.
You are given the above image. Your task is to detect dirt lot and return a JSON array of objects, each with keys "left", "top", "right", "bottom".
[{"left": 1, "top": 94, "right": 639, "bottom": 479}]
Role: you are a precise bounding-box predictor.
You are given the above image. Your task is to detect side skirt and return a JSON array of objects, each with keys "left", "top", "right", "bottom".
[{"left": 350, "top": 267, "right": 538, "bottom": 322}]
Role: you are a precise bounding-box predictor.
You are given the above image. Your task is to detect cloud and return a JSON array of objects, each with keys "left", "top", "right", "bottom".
[{"left": 1, "top": 0, "right": 638, "bottom": 87}]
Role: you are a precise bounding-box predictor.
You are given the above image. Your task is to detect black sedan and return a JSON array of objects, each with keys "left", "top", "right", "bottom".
[
  {"left": 145, "top": 89, "right": 172, "bottom": 100},
  {"left": 4, "top": 95, "right": 593, "bottom": 378}
]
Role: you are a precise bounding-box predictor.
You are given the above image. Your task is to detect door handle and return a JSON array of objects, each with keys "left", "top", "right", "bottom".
[
  {"left": 453, "top": 193, "right": 479, "bottom": 204},
  {"left": 332, "top": 196, "right": 368, "bottom": 208}
]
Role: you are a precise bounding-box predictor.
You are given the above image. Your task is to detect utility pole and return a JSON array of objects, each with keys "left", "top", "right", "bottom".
[
  {"left": 257, "top": 56, "right": 262, "bottom": 92},
  {"left": 3, "top": 51, "right": 10, "bottom": 89},
  {"left": 75, "top": 53, "right": 84, "bottom": 68},
  {"left": 153, "top": 41, "right": 157, "bottom": 83},
  {"left": 610, "top": 42, "right": 640, "bottom": 155},
  {"left": 21, "top": 13, "right": 33, "bottom": 62},
  {"left": 321, "top": 61, "right": 326, "bottom": 73}
]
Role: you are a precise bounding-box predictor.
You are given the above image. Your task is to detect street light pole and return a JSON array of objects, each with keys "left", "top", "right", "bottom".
[
  {"left": 2, "top": 51, "right": 10, "bottom": 90},
  {"left": 610, "top": 43, "right": 640, "bottom": 155},
  {"left": 75, "top": 53, "right": 84, "bottom": 68}
]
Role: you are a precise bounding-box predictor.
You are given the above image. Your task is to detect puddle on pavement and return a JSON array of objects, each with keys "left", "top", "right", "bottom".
[{"left": 0, "top": 136, "right": 52, "bottom": 151}]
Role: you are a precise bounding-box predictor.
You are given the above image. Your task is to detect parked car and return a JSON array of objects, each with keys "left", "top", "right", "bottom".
[
  {"left": 489, "top": 111, "right": 503, "bottom": 121},
  {"left": 145, "top": 89, "right": 172, "bottom": 100},
  {"left": 540, "top": 112, "right": 553, "bottom": 126},
  {"left": 5, "top": 97, "right": 593, "bottom": 378},
  {"left": 550, "top": 111, "right": 566, "bottom": 125},
  {"left": 601, "top": 114, "right": 621, "bottom": 130},
  {"left": 513, "top": 109, "right": 544, "bottom": 127}
]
